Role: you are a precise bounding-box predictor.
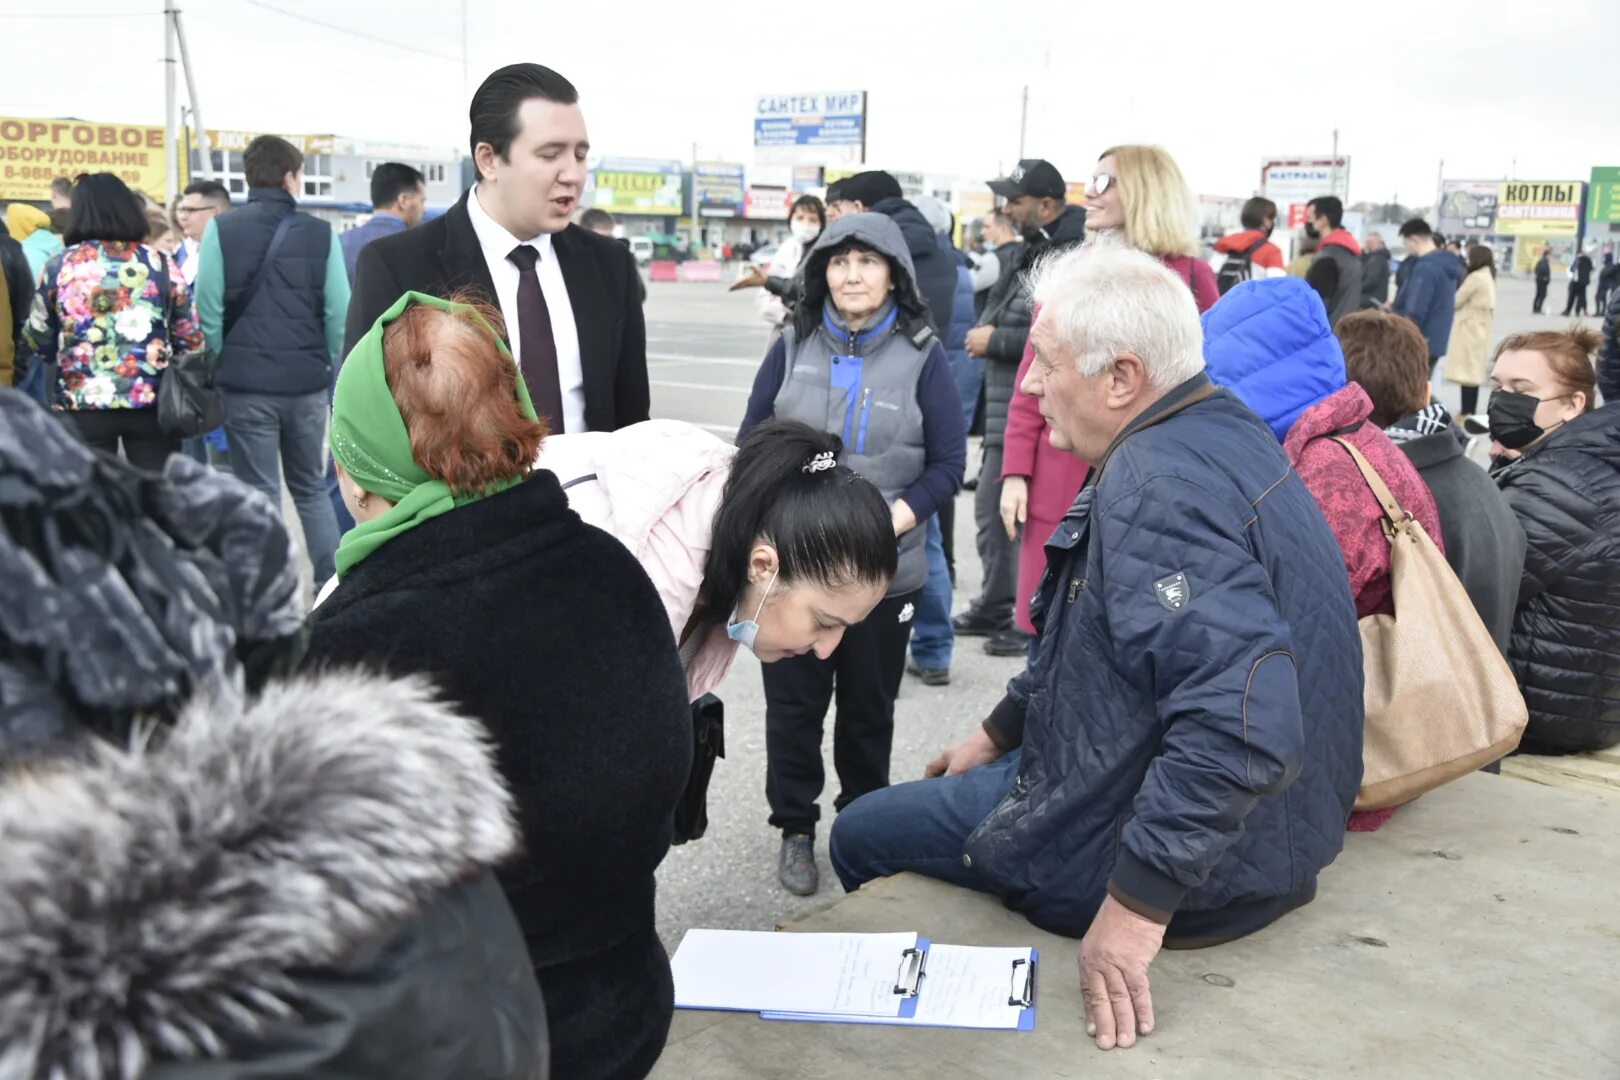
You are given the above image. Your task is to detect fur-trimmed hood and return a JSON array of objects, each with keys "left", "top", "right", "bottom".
[{"left": 0, "top": 670, "right": 520, "bottom": 1079}]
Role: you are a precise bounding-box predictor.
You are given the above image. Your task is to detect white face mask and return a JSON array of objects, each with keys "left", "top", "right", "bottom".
[
  {"left": 725, "top": 568, "right": 778, "bottom": 653},
  {"left": 790, "top": 221, "right": 820, "bottom": 244}
]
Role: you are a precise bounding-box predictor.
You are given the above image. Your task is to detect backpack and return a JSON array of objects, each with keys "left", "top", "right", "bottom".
[{"left": 1216, "top": 234, "right": 1270, "bottom": 296}]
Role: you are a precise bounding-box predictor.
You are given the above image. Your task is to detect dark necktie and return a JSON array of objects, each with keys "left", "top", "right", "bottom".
[{"left": 506, "top": 244, "right": 564, "bottom": 431}]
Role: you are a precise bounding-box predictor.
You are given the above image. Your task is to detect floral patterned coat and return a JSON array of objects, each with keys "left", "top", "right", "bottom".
[{"left": 21, "top": 241, "right": 203, "bottom": 411}]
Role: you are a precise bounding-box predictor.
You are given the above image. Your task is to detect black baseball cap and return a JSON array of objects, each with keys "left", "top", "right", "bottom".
[
  {"left": 835, "top": 170, "right": 903, "bottom": 208},
  {"left": 988, "top": 159, "right": 1066, "bottom": 201}
]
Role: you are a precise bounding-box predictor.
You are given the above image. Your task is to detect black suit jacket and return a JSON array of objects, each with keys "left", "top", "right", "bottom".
[{"left": 345, "top": 191, "right": 650, "bottom": 432}]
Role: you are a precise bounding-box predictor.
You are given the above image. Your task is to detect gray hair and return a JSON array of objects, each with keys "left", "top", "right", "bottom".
[{"left": 1027, "top": 238, "right": 1206, "bottom": 388}]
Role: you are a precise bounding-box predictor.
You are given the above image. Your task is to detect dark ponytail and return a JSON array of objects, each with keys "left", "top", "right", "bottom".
[{"left": 699, "top": 420, "right": 896, "bottom": 622}]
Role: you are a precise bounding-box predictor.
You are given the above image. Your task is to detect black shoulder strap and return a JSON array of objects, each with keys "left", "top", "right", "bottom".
[
  {"left": 225, "top": 212, "right": 297, "bottom": 336},
  {"left": 1243, "top": 234, "right": 1269, "bottom": 259}
]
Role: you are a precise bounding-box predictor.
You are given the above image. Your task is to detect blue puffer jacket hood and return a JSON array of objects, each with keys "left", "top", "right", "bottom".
[{"left": 1202, "top": 277, "right": 1347, "bottom": 443}]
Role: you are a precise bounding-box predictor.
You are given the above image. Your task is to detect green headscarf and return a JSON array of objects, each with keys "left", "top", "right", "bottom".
[{"left": 329, "top": 291, "right": 538, "bottom": 579}]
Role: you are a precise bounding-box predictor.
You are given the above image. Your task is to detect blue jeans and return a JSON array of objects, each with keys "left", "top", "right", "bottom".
[
  {"left": 908, "top": 516, "right": 954, "bottom": 670},
  {"left": 949, "top": 350, "right": 983, "bottom": 433},
  {"left": 830, "top": 750, "right": 1021, "bottom": 893},
  {"left": 222, "top": 389, "right": 340, "bottom": 583}
]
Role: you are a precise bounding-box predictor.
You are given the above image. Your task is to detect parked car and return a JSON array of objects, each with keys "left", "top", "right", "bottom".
[{"left": 628, "top": 236, "right": 654, "bottom": 266}]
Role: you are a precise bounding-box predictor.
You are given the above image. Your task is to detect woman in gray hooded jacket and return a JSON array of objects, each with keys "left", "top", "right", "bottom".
[{"left": 738, "top": 212, "right": 966, "bottom": 897}]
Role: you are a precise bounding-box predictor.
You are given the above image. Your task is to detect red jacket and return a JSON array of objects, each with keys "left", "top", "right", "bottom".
[
  {"left": 1003, "top": 322, "right": 1090, "bottom": 634},
  {"left": 1283, "top": 384, "right": 1445, "bottom": 620},
  {"left": 1214, "top": 229, "right": 1286, "bottom": 275}
]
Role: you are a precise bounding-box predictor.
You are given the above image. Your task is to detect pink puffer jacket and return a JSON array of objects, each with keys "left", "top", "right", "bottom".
[{"left": 537, "top": 419, "right": 738, "bottom": 702}]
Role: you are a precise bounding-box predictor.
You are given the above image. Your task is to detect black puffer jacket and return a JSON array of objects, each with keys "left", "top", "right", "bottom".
[
  {"left": 868, "top": 195, "right": 957, "bottom": 336},
  {"left": 978, "top": 206, "right": 1087, "bottom": 449},
  {"left": 1600, "top": 282, "right": 1620, "bottom": 404},
  {"left": 1495, "top": 405, "right": 1620, "bottom": 752}
]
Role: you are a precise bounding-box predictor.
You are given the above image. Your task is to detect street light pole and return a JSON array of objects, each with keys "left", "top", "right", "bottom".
[
  {"left": 164, "top": 6, "right": 178, "bottom": 204},
  {"left": 172, "top": 7, "right": 213, "bottom": 180},
  {"left": 1018, "top": 86, "right": 1028, "bottom": 161}
]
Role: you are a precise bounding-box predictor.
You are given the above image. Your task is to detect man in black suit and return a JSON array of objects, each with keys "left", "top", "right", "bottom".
[{"left": 346, "top": 62, "right": 649, "bottom": 432}]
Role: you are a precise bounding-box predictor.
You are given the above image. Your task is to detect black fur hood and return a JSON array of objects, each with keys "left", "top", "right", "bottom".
[{"left": 0, "top": 670, "right": 530, "bottom": 1078}]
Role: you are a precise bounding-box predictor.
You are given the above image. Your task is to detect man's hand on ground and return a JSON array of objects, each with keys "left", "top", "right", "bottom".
[
  {"left": 924, "top": 726, "right": 1004, "bottom": 778},
  {"left": 1078, "top": 895, "right": 1166, "bottom": 1050},
  {"left": 964, "top": 326, "right": 993, "bottom": 358}
]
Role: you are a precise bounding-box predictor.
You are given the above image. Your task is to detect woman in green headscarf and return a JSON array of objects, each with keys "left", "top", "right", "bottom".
[{"left": 305, "top": 291, "right": 694, "bottom": 1080}]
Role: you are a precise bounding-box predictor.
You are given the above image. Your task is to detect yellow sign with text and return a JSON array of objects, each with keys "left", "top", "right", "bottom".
[
  {"left": 1494, "top": 181, "right": 1584, "bottom": 236},
  {"left": 0, "top": 116, "right": 170, "bottom": 203}
]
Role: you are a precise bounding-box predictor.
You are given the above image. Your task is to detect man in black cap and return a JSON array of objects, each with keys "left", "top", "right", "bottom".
[
  {"left": 822, "top": 170, "right": 958, "bottom": 337},
  {"left": 956, "top": 159, "right": 1086, "bottom": 656}
]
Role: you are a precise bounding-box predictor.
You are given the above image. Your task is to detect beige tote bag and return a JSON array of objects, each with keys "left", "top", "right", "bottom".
[{"left": 1331, "top": 438, "right": 1528, "bottom": 811}]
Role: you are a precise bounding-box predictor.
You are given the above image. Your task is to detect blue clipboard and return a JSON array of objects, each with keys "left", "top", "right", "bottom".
[{"left": 762, "top": 945, "right": 1036, "bottom": 1031}]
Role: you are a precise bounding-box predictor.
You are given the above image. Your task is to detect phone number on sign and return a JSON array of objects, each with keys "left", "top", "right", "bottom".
[{"left": 3, "top": 164, "right": 145, "bottom": 186}]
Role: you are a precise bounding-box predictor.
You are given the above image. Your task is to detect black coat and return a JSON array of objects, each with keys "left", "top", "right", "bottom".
[
  {"left": 1495, "top": 406, "right": 1620, "bottom": 752},
  {"left": 1360, "top": 247, "right": 1392, "bottom": 308},
  {"left": 869, "top": 195, "right": 958, "bottom": 336},
  {"left": 307, "top": 472, "right": 692, "bottom": 1080},
  {"left": 1601, "top": 279, "right": 1620, "bottom": 403},
  {"left": 346, "top": 192, "right": 650, "bottom": 433},
  {"left": 977, "top": 207, "right": 1088, "bottom": 450},
  {"left": 1398, "top": 430, "right": 1527, "bottom": 652}
]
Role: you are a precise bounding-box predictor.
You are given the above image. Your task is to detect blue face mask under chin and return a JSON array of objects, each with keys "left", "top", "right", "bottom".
[{"left": 725, "top": 568, "right": 779, "bottom": 654}]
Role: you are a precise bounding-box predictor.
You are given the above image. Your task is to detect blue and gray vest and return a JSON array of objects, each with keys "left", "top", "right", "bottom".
[{"left": 775, "top": 304, "right": 933, "bottom": 595}]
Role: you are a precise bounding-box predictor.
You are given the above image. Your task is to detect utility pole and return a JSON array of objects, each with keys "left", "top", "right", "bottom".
[
  {"left": 1018, "top": 86, "right": 1028, "bottom": 161},
  {"left": 1330, "top": 128, "right": 1339, "bottom": 199},
  {"left": 164, "top": 6, "right": 178, "bottom": 203},
  {"left": 170, "top": 7, "right": 213, "bottom": 180}
]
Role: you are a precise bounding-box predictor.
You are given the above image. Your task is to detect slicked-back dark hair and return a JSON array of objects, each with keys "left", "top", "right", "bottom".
[
  {"left": 469, "top": 63, "right": 580, "bottom": 163},
  {"left": 370, "top": 162, "right": 426, "bottom": 210},
  {"left": 65, "top": 173, "right": 148, "bottom": 245},
  {"left": 698, "top": 420, "right": 896, "bottom": 624}
]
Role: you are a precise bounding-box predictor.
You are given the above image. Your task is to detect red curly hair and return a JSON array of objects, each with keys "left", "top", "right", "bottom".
[{"left": 381, "top": 293, "right": 548, "bottom": 496}]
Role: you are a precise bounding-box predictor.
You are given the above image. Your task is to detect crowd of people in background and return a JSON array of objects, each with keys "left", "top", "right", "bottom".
[{"left": 2, "top": 57, "right": 1620, "bottom": 1080}]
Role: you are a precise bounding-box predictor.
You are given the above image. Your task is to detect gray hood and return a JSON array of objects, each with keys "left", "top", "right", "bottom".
[
  {"left": 794, "top": 212, "right": 932, "bottom": 339},
  {"left": 0, "top": 670, "right": 520, "bottom": 1078}
]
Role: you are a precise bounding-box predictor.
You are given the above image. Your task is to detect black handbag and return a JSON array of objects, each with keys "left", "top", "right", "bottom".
[
  {"left": 152, "top": 253, "right": 223, "bottom": 439},
  {"left": 672, "top": 692, "right": 725, "bottom": 845}
]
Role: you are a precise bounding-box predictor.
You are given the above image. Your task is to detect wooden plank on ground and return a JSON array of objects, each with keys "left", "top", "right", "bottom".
[{"left": 1501, "top": 750, "right": 1620, "bottom": 799}]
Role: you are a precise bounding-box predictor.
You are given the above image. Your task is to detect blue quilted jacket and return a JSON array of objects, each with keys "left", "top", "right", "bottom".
[
  {"left": 1202, "top": 277, "right": 1346, "bottom": 442},
  {"left": 963, "top": 375, "right": 1365, "bottom": 942}
]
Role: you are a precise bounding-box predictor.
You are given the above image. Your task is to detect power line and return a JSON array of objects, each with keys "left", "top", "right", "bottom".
[
  {"left": 243, "top": 0, "right": 464, "bottom": 64},
  {"left": 0, "top": 10, "right": 159, "bottom": 17}
]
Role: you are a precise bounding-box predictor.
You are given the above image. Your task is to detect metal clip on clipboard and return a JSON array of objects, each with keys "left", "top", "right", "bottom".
[
  {"left": 893, "top": 946, "right": 927, "bottom": 997},
  {"left": 1008, "top": 957, "right": 1036, "bottom": 1008}
]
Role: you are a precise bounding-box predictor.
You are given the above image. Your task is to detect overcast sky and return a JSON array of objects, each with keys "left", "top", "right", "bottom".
[{"left": 5, "top": 0, "right": 1617, "bottom": 207}]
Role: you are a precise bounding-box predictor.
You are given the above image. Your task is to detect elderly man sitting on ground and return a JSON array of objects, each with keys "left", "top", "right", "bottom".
[{"left": 830, "top": 243, "right": 1366, "bottom": 1051}]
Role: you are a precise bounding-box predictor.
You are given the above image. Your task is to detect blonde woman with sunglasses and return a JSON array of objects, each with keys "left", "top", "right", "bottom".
[{"left": 1082, "top": 145, "right": 1220, "bottom": 313}]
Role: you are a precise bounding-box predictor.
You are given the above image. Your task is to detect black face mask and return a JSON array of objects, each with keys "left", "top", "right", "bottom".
[
  {"left": 1487, "top": 389, "right": 1554, "bottom": 450},
  {"left": 1303, "top": 223, "right": 1321, "bottom": 240}
]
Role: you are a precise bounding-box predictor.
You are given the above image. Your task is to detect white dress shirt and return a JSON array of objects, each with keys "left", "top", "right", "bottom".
[
  {"left": 466, "top": 185, "right": 587, "bottom": 433},
  {"left": 177, "top": 236, "right": 202, "bottom": 286}
]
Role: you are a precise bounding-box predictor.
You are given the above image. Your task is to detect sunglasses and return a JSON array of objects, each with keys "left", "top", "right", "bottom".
[{"left": 1087, "top": 173, "right": 1115, "bottom": 197}]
